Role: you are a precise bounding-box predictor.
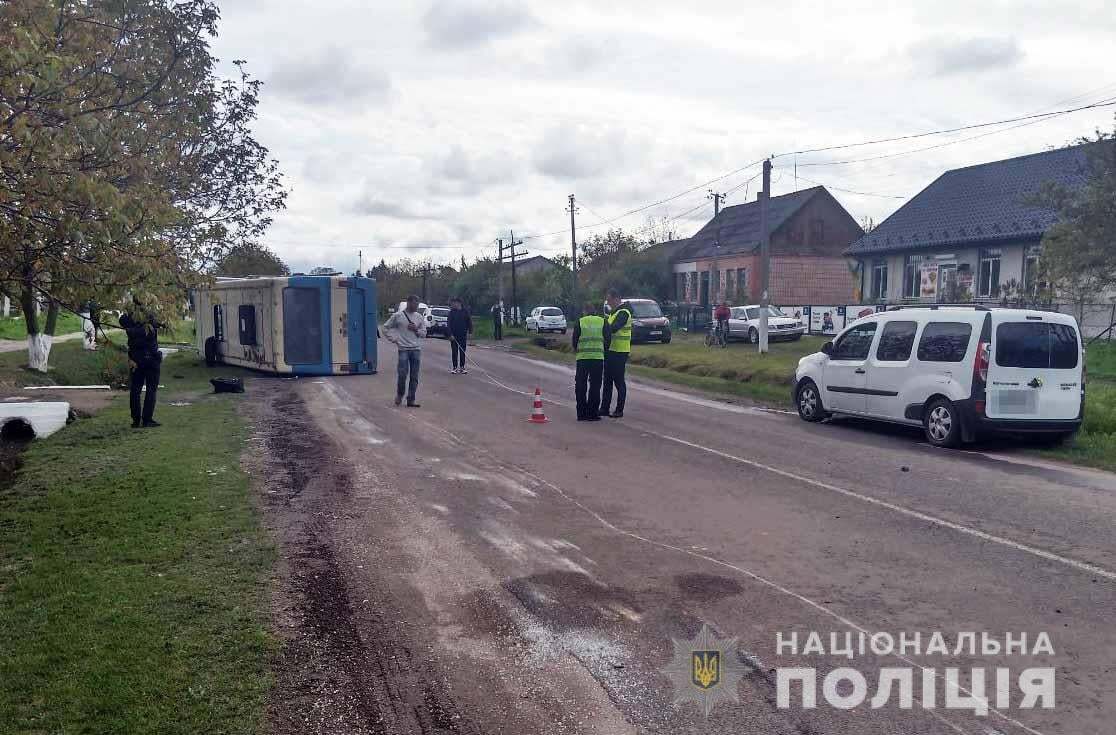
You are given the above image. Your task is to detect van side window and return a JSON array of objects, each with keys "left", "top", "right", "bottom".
[
  {"left": 238, "top": 305, "right": 257, "bottom": 346},
  {"left": 832, "top": 322, "right": 877, "bottom": 360},
  {"left": 876, "top": 321, "right": 917, "bottom": 361},
  {"left": 917, "top": 322, "right": 972, "bottom": 362},
  {"left": 996, "top": 323, "right": 1079, "bottom": 369}
]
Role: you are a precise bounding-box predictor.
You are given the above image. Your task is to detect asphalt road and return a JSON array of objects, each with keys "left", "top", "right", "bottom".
[{"left": 277, "top": 335, "right": 1116, "bottom": 735}]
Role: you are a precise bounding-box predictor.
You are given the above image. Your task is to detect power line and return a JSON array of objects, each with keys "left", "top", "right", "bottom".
[
  {"left": 792, "top": 174, "right": 906, "bottom": 199},
  {"left": 776, "top": 98, "right": 1116, "bottom": 159}
]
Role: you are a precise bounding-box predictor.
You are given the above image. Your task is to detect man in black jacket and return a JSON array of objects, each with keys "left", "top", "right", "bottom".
[
  {"left": 447, "top": 298, "right": 473, "bottom": 373},
  {"left": 120, "top": 304, "right": 164, "bottom": 428}
]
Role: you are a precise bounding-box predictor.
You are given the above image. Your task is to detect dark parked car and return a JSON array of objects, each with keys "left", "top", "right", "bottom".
[{"left": 622, "top": 298, "right": 671, "bottom": 344}]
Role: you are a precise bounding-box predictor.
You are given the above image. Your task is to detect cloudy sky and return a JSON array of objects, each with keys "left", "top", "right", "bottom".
[{"left": 211, "top": 0, "right": 1116, "bottom": 274}]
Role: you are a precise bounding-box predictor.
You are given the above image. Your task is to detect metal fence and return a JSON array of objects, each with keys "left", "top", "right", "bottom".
[{"left": 664, "top": 301, "right": 1116, "bottom": 341}]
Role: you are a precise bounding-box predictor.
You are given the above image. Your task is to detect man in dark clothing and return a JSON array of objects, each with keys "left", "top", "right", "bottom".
[
  {"left": 600, "top": 290, "right": 632, "bottom": 418},
  {"left": 447, "top": 298, "right": 473, "bottom": 373},
  {"left": 490, "top": 302, "right": 503, "bottom": 340},
  {"left": 120, "top": 306, "right": 164, "bottom": 428},
  {"left": 572, "top": 302, "right": 610, "bottom": 421}
]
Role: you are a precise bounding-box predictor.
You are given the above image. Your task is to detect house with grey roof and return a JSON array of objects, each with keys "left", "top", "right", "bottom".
[
  {"left": 670, "top": 186, "right": 863, "bottom": 306},
  {"left": 845, "top": 144, "right": 1094, "bottom": 303}
]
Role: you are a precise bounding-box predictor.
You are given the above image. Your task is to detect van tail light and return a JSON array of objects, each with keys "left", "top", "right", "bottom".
[{"left": 974, "top": 341, "right": 989, "bottom": 384}]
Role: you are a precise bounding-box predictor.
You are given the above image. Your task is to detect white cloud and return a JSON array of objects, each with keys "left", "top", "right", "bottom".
[
  {"left": 207, "top": 0, "right": 1116, "bottom": 274},
  {"left": 422, "top": 0, "right": 539, "bottom": 49}
]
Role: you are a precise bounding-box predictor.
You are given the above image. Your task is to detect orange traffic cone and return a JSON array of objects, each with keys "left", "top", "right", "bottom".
[{"left": 527, "top": 386, "right": 549, "bottom": 424}]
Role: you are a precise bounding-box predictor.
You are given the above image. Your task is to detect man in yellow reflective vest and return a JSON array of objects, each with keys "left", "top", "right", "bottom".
[
  {"left": 600, "top": 289, "right": 632, "bottom": 418},
  {"left": 572, "top": 301, "right": 611, "bottom": 421}
]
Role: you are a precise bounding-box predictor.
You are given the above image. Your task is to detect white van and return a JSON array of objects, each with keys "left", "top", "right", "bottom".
[{"left": 793, "top": 307, "right": 1085, "bottom": 447}]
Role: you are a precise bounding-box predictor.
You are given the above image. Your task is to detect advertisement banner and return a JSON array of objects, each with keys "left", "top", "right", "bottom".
[
  {"left": 920, "top": 262, "right": 939, "bottom": 299},
  {"left": 810, "top": 306, "right": 841, "bottom": 335},
  {"left": 844, "top": 305, "right": 879, "bottom": 325}
]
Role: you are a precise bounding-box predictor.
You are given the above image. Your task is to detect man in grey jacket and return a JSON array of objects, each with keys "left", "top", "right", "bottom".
[{"left": 383, "top": 295, "right": 427, "bottom": 407}]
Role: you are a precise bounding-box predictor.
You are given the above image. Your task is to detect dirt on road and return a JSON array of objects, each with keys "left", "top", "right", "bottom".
[{"left": 246, "top": 380, "right": 637, "bottom": 735}]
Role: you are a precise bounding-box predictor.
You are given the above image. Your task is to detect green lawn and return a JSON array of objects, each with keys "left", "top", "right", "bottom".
[
  {"left": 0, "top": 351, "right": 273, "bottom": 734},
  {"left": 0, "top": 312, "right": 84, "bottom": 341},
  {"left": 0, "top": 340, "right": 132, "bottom": 390},
  {"left": 516, "top": 332, "right": 1116, "bottom": 472}
]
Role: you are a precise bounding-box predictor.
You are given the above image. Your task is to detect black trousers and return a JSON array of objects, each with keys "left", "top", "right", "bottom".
[
  {"left": 450, "top": 332, "right": 468, "bottom": 369},
  {"left": 575, "top": 359, "right": 604, "bottom": 419},
  {"left": 129, "top": 361, "right": 160, "bottom": 423},
  {"left": 492, "top": 317, "right": 502, "bottom": 340},
  {"left": 600, "top": 351, "right": 629, "bottom": 415}
]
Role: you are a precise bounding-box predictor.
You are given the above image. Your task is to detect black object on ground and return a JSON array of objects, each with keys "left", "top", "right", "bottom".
[{"left": 211, "top": 377, "right": 245, "bottom": 394}]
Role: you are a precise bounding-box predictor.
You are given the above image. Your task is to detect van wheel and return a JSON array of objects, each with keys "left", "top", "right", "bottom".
[
  {"left": 924, "top": 398, "right": 961, "bottom": 448},
  {"left": 796, "top": 380, "right": 828, "bottom": 422}
]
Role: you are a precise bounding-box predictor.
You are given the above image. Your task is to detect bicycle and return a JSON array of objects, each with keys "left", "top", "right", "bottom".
[{"left": 704, "top": 321, "right": 728, "bottom": 348}]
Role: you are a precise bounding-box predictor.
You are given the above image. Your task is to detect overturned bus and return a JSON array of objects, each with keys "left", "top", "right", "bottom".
[{"left": 194, "top": 275, "right": 378, "bottom": 375}]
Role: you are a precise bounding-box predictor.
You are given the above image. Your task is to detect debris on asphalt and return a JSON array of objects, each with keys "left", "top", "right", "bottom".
[{"left": 210, "top": 377, "right": 245, "bottom": 394}]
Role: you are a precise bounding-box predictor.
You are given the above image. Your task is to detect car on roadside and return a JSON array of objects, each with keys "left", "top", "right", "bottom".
[
  {"left": 792, "top": 306, "right": 1085, "bottom": 448},
  {"left": 719, "top": 305, "right": 805, "bottom": 343},
  {"left": 426, "top": 305, "right": 450, "bottom": 338},
  {"left": 622, "top": 298, "right": 671, "bottom": 344},
  {"left": 526, "top": 306, "right": 567, "bottom": 334}
]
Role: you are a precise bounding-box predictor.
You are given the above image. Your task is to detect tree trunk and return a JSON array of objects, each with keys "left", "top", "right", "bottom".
[{"left": 21, "top": 285, "right": 55, "bottom": 372}]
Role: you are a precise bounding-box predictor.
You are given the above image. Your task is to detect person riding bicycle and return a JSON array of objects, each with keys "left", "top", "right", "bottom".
[{"left": 714, "top": 302, "right": 731, "bottom": 341}]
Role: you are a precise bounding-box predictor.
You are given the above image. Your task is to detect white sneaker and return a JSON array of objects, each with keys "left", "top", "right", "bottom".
[
  {"left": 460, "top": 368, "right": 468, "bottom": 374},
  {"left": 450, "top": 367, "right": 459, "bottom": 373}
]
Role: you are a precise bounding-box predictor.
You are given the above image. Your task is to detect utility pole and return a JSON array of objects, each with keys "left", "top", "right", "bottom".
[
  {"left": 419, "top": 262, "right": 436, "bottom": 303},
  {"left": 567, "top": 194, "right": 579, "bottom": 319},
  {"left": 496, "top": 239, "right": 504, "bottom": 323},
  {"left": 708, "top": 189, "right": 726, "bottom": 216},
  {"left": 758, "top": 158, "right": 772, "bottom": 354},
  {"left": 358, "top": 249, "right": 363, "bottom": 276},
  {"left": 501, "top": 232, "right": 527, "bottom": 326}
]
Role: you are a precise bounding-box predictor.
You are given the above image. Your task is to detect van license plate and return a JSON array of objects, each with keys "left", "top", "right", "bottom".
[
  {"left": 994, "top": 390, "right": 1037, "bottom": 415},
  {"left": 649, "top": 330, "right": 662, "bottom": 336}
]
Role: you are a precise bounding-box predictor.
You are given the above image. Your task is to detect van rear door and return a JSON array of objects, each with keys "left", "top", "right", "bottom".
[{"left": 986, "top": 315, "right": 1083, "bottom": 421}]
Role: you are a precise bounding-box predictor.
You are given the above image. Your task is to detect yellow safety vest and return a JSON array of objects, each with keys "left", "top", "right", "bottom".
[
  {"left": 607, "top": 307, "right": 632, "bottom": 353},
  {"left": 576, "top": 315, "right": 605, "bottom": 360}
]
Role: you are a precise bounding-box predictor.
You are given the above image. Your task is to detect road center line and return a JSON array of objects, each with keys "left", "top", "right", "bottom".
[
  {"left": 391, "top": 406, "right": 1041, "bottom": 735},
  {"left": 462, "top": 349, "right": 1116, "bottom": 585},
  {"left": 646, "top": 429, "right": 1116, "bottom": 583}
]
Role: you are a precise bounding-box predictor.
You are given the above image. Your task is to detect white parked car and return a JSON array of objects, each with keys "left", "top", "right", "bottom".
[
  {"left": 527, "top": 306, "right": 567, "bottom": 334},
  {"left": 426, "top": 305, "right": 450, "bottom": 337},
  {"left": 793, "top": 307, "right": 1085, "bottom": 447},
  {"left": 719, "top": 305, "right": 805, "bottom": 343}
]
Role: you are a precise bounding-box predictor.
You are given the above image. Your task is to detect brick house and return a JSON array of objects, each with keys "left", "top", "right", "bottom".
[
  {"left": 845, "top": 144, "right": 1094, "bottom": 303},
  {"left": 670, "top": 186, "right": 863, "bottom": 306}
]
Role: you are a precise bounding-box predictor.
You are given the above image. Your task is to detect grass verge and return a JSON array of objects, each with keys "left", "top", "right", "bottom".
[
  {"left": 0, "top": 313, "right": 84, "bottom": 341},
  {"left": 0, "top": 351, "right": 274, "bottom": 734},
  {"left": 514, "top": 332, "right": 1116, "bottom": 472}
]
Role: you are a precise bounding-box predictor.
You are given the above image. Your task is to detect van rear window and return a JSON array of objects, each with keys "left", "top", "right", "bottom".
[
  {"left": 916, "top": 322, "right": 972, "bottom": 362},
  {"left": 995, "top": 322, "right": 1079, "bottom": 369}
]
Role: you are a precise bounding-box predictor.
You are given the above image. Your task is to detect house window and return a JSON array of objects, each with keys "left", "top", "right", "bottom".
[
  {"left": 903, "top": 257, "right": 923, "bottom": 299},
  {"left": 1022, "top": 245, "right": 1041, "bottom": 295},
  {"left": 977, "top": 248, "right": 1001, "bottom": 299},
  {"left": 736, "top": 268, "right": 747, "bottom": 299},
  {"left": 725, "top": 269, "right": 735, "bottom": 300},
  {"left": 238, "top": 304, "right": 257, "bottom": 346},
  {"left": 810, "top": 218, "right": 825, "bottom": 246},
  {"left": 213, "top": 304, "right": 224, "bottom": 341},
  {"left": 870, "top": 260, "right": 888, "bottom": 301}
]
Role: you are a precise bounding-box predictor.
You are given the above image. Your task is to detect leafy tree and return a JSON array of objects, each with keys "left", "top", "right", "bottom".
[
  {"left": 214, "top": 243, "right": 289, "bottom": 277},
  {"left": 0, "top": 0, "right": 285, "bottom": 369},
  {"left": 1031, "top": 127, "right": 1116, "bottom": 324}
]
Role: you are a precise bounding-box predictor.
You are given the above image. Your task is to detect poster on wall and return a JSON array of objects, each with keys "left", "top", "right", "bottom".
[
  {"left": 810, "top": 306, "right": 842, "bottom": 335},
  {"left": 920, "top": 262, "right": 939, "bottom": 299},
  {"left": 783, "top": 306, "right": 808, "bottom": 328},
  {"left": 844, "top": 304, "right": 879, "bottom": 325}
]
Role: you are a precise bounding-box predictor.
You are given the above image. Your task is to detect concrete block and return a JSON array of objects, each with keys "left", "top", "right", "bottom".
[{"left": 0, "top": 401, "right": 71, "bottom": 439}]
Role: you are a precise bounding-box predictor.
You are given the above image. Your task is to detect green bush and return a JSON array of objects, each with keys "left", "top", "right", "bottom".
[{"left": 1083, "top": 384, "right": 1116, "bottom": 436}]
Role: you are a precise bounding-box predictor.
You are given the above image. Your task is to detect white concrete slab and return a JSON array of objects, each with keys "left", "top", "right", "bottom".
[{"left": 0, "top": 402, "right": 70, "bottom": 438}]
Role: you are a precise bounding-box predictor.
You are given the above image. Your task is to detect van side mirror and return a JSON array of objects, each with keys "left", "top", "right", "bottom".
[{"left": 821, "top": 341, "right": 833, "bottom": 356}]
